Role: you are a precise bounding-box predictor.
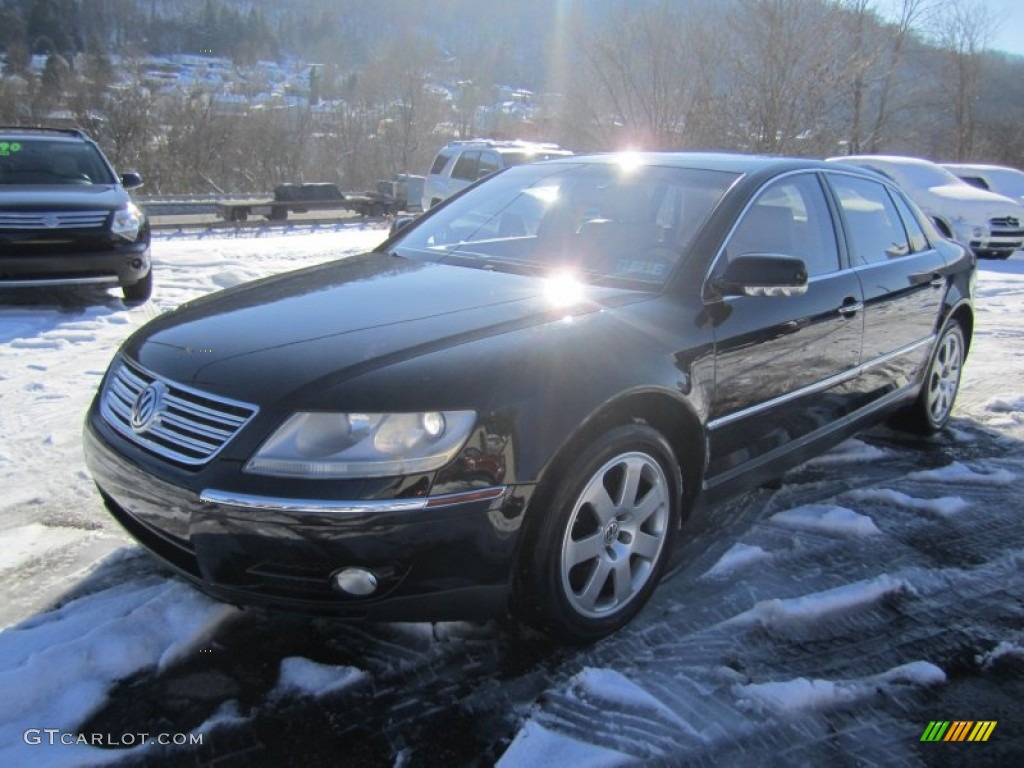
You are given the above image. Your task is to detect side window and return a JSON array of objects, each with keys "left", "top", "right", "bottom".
[
  {"left": 889, "top": 191, "right": 930, "bottom": 253},
  {"left": 477, "top": 152, "right": 500, "bottom": 178},
  {"left": 429, "top": 150, "right": 453, "bottom": 175},
  {"left": 726, "top": 174, "right": 840, "bottom": 277},
  {"left": 960, "top": 175, "right": 989, "bottom": 190},
  {"left": 451, "top": 151, "right": 480, "bottom": 181},
  {"left": 830, "top": 175, "right": 911, "bottom": 265}
]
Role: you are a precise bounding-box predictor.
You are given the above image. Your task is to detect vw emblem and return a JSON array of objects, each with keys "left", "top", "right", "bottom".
[
  {"left": 43, "top": 213, "right": 60, "bottom": 228},
  {"left": 130, "top": 381, "right": 167, "bottom": 433}
]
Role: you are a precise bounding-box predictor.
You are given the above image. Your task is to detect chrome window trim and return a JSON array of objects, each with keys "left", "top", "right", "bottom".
[
  {"left": 707, "top": 334, "right": 935, "bottom": 431},
  {"left": 199, "top": 485, "right": 508, "bottom": 514},
  {"left": 702, "top": 169, "right": 843, "bottom": 300}
]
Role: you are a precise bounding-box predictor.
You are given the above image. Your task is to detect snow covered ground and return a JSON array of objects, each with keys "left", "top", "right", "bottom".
[{"left": 0, "top": 227, "right": 1021, "bottom": 766}]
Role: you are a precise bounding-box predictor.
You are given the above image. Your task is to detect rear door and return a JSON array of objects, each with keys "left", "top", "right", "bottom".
[{"left": 824, "top": 171, "right": 947, "bottom": 400}]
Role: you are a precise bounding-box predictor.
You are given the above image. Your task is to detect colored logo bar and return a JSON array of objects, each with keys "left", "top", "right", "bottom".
[{"left": 920, "top": 721, "right": 997, "bottom": 742}]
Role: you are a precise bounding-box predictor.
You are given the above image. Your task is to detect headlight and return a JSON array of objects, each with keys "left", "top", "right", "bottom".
[
  {"left": 111, "top": 202, "right": 144, "bottom": 241},
  {"left": 244, "top": 411, "right": 477, "bottom": 478}
]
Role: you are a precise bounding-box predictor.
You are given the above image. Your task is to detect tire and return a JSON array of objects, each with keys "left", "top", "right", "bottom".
[
  {"left": 516, "top": 424, "right": 682, "bottom": 642},
  {"left": 122, "top": 269, "right": 152, "bottom": 305},
  {"left": 893, "top": 319, "right": 965, "bottom": 434}
]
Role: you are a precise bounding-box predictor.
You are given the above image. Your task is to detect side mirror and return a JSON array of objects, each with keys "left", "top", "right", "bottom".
[
  {"left": 120, "top": 171, "right": 144, "bottom": 190},
  {"left": 389, "top": 215, "right": 416, "bottom": 237},
  {"left": 712, "top": 254, "right": 808, "bottom": 298}
]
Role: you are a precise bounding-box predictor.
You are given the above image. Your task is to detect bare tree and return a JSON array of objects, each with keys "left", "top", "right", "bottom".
[
  {"left": 565, "top": 0, "right": 725, "bottom": 150},
  {"left": 837, "top": 0, "right": 932, "bottom": 154},
  {"left": 930, "top": 0, "right": 995, "bottom": 159},
  {"left": 724, "top": 0, "right": 849, "bottom": 155}
]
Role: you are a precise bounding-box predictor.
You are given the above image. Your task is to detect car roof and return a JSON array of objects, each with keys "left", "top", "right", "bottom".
[
  {"left": 545, "top": 151, "right": 838, "bottom": 176},
  {"left": 943, "top": 162, "right": 1023, "bottom": 174},
  {"left": 827, "top": 154, "right": 938, "bottom": 169},
  {"left": 0, "top": 127, "right": 89, "bottom": 143}
]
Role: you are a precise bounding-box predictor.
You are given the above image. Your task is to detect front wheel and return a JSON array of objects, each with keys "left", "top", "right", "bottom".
[
  {"left": 516, "top": 424, "right": 681, "bottom": 642},
  {"left": 893, "top": 319, "right": 965, "bottom": 433},
  {"left": 122, "top": 269, "right": 152, "bottom": 305}
]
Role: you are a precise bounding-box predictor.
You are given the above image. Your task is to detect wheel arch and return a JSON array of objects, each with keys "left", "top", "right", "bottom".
[
  {"left": 533, "top": 389, "right": 706, "bottom": 527},
  {"left": 948, "top": 301, "right": 974, "bottom": 354}
]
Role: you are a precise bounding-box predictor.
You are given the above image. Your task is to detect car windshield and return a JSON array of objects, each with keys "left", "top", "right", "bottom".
[
  {"left": 392, "top": 161, "right": 737, "bottom": 287},
  {"left": 0, "top": 138, "right": 117, "bottom": 185},
  {"left": 891, "top": 161, "right": 965, "bottom": 190}
]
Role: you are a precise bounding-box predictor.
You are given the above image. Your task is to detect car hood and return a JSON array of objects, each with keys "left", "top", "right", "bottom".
[
  {"left": 125, "top": 253, "right": 646, "bottom": 403},
  {"left": 0, "top": 184, "right": 129, "bottom": 209},
  {"left": 922, "top": 183, "right": 1022, "bottom": 218}
]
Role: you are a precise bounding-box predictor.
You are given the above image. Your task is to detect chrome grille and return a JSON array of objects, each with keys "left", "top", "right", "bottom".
[
  {"left": 100, "top": 358, "right": 258, "bottom": 465},
  {"left": 990, "top": 216, "right": 1021, "bottom": 231},
  {"left": 0, "top": 210, "right": 110, "bottom": 230}
]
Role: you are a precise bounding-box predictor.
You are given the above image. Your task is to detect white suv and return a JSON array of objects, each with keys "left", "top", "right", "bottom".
[
  {"left": 421, "top": 139, "right": 572, "bottom": 210},
  {"left": 827, "top": 154, "right": 1023, "bottom": 259},
  {"left": 943, "top": 163, "right": 1024, "bottom": 205}
]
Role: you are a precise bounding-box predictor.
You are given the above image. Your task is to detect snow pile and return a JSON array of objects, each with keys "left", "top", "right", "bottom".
[
  {"left": 270, "top": 657, "right": 368, "bottom": 699},
  {"left": 803, "top": 438, "right": 889, "bottom": 466},
  {"left": 567, "top": 668, "right": 701, "bottom": 737},
  {"left": 735, "top": 660, "right": 945, "bottom": 714},
  {"left": 0, "top": 578, "right": 237, "bottom": 767},
  {"left": 983, "top": 393, "right": 1024, "bottom": 413},
  {"left": 769, "top": 504, "right": 882, "bottom": 536},
  {"left": 497, "top": 720, "right": 635, "bottom": 768},
  {"left": 724, "top": 575, "right": 909, "bottom": 629},
  {"left": 976, "top": 640, "right": 1024, "bottom": 669},
  {"left": 906, "top": 461, "right": 1017, "bottom": 486},
  {"left": 845, "top": 488, "right": 971, "bottom": 518},
  {"left": 703, "top": 543, "right": 771, "bottom": 579}
]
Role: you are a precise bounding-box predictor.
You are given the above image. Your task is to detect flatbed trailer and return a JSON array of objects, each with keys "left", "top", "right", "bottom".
[{"left": 215, "top": 183, "right": 397, "bottom": 222}]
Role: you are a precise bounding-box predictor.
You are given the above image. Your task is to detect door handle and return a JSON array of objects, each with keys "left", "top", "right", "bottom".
[{"left": 838, "top": 298, "right": 864, "bottom": 317}]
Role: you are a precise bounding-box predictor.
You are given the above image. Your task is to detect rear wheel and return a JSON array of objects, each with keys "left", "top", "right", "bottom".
[
  {"left": 516, "top": 424, "right": 681, "bottom": 642},
  {"left": 893, "top": 319, "right": 965, "bottom": 433}
]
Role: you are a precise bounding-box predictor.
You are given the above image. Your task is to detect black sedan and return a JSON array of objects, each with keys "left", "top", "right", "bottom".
[{"left": 84, "top": 153, "right": 974, "bottom": 641}]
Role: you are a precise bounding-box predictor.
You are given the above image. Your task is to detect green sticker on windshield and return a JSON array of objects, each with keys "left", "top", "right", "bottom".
[{"left": 0, "top": 142, "right": 20, "bottom": 156}]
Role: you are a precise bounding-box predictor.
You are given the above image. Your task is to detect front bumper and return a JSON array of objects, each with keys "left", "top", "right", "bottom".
[
  {"left": 969, "top": 232, "right": 1023, "bottom": 257},
  {"left": 0, "top": 240, "right": 150, "bottom": 288},
  {"left": 83, "top": 417, "right": 529, "bottom": 621}
]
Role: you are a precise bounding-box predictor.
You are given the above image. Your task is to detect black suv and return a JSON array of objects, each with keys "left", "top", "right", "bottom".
[{"left": 0, "top": 127, "right": 151, "bottom": 303}]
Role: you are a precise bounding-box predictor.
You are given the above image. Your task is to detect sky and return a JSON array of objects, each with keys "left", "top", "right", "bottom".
[{"left": 983, "top": 0, "right": 1024, "bottom": 57}]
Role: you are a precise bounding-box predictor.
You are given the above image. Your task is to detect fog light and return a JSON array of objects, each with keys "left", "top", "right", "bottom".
[
  {"left": 130, "top": 258, "right": 143, "bottom": 269},
  {"left": 331, "top": 567, "right": 379, "bottom": 596}
]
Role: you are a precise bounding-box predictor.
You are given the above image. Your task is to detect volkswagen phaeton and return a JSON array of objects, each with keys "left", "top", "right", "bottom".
[{"left": 84, "top": 153, "right": 974, "bottom": 641}]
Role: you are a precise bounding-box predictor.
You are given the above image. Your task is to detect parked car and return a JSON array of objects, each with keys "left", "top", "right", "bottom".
[
  {"left": 85, "top": 152, "right": 974, "bottom": 641},
  {"left": 943, "top": 163, "right": 1024, "bottom": 205},
  {"left": 826, "top": 154, "right": 1023, "bottom": 259},
  {"left": 421, "top": 139, "right": 572, "bottom": 210},
  {"left": 0, "top": 126, "right": 152, "bottom": 303}
]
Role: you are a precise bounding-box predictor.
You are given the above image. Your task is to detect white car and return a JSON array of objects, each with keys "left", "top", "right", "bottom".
[
  {"left": 943, "top": 163, "right": 1024, "bottom": 206},
  {"left": 421, "top": 139, "right": 572, "bottom": 211},
  {"left": 827, "top": 154, "right": 1023, "bottom": 259}
]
